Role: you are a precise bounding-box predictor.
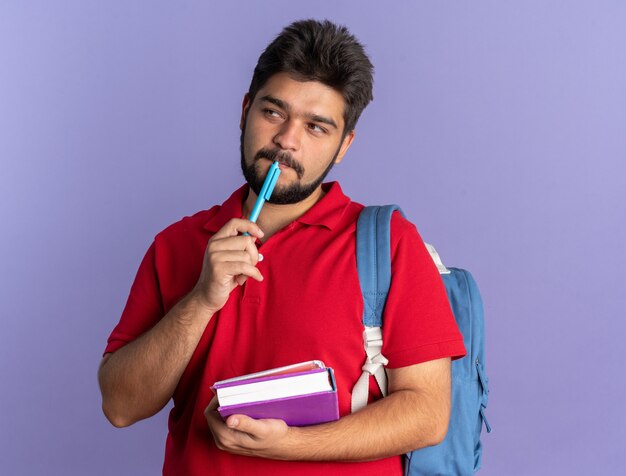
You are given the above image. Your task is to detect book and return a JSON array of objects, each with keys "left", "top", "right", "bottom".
[{"left": 212, "top": 360, "right": 339, "bottom": 427}]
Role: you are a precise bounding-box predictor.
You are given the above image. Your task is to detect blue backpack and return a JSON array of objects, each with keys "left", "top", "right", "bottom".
[{"left": 351, "top": 205, "right": 491, "bottom": 475}]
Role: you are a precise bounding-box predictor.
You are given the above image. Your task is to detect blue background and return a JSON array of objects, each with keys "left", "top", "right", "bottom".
[{"left": 1, "top": 1, "right": 624, "bottom": 474}]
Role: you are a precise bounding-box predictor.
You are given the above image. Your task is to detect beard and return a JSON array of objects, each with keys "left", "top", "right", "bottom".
[{"left": 239, "top": 121, "right": 340, "bottom": 205}]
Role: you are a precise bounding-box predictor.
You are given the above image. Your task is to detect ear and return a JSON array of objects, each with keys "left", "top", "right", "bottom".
[
  {"left": 334, "top": 130, "right": 356, "bottom": 165},
  {"left": 240, "top": 94, "right": 251, "bottom": 130}
]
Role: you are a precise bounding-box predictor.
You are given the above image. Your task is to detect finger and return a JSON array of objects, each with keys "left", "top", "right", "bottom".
[
  {"left": 205, "top": 408, "right": 230, "bottom": 448},
  {"left": 212, "top": 219, "right": 264, "bottom": 240},
  {"left": 209, "top": 235, "right": 258, "bottom": 252},
  {"left": 225, "top": 414, "right": 262, "bottom": 436},
  {"left": 226, "top": 414, "right": 283, "bottom": 439},
  {"left": 204, "top": 396, "right": 220, "bottom": 421},
  {"left": 209, "top": 236, "right": 260, "bottom": 266},
  {"left": 209, "top": 250, "right": 256, "bottom": 266},
  {"left": 242, "top": 235, "right": 260, "bottom": 266},
  {"left": 207, "top": 396, "right": 219, "bottom": 412},
  {"left": 220, "top": 262, "right": 263, "bottom": 283}
]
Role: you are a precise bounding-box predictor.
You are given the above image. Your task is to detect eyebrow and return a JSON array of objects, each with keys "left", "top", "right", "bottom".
[{"left": 260, "top": 95, "right": 339, "bottom": 130}]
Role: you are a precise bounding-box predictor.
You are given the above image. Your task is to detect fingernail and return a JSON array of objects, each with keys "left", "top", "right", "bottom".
[
  {"left": 258, "top": 253, "right": 264, "bottom": 262},
  {"left": 228, "top": 417, "right": 239, "bottom": 428}
]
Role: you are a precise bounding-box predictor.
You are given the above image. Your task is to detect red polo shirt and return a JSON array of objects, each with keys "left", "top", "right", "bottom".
[{"left": 105, "top": 182, "right": 465, "bottom": 475}]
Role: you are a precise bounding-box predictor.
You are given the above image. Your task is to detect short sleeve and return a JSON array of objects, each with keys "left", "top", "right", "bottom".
[
  {"left": 382, "top": 213, "right": 466, "bottom": 368},
  {"left": 104, "top": 241, "right": 164, "bottom": 355}
]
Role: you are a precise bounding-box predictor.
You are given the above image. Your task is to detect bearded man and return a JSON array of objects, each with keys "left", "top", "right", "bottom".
[{"left": 99, "top": 19, "right": 465, "bottom": 476}]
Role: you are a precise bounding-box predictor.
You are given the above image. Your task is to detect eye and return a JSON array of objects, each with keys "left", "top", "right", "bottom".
[
  {"left": 308, "top": 123, "right": 327, "bottom": 134},
  {"left": 263, "top": 108, "right": 282, "bottom": 119}
]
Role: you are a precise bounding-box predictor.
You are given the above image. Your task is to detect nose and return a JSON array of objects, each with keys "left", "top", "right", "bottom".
[{"left": 273, "top": 120, "right": 300, "bottom": 151}]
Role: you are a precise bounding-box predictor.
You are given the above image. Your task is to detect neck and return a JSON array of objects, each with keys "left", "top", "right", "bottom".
[{"left": 243, "top": 185, "right": 326, "bottom": 240}]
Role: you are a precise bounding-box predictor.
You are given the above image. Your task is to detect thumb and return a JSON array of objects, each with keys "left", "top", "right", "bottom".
[{"left": 226, "top": 414, "right": 262, "bottom": 435}]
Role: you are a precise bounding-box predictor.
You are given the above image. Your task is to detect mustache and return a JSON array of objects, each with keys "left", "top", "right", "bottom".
[{"left": 254, "top": 148, "right": 304, "bottom": 179}]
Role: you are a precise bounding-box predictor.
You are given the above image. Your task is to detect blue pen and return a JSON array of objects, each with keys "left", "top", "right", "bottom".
[{"left": 243, "top": 161, "right": 281, "bottom": 235}]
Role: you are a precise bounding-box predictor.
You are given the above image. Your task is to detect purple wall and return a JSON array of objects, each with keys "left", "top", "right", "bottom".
[{"left": 2, "top": 2, "right": 624, "bottom": 474}]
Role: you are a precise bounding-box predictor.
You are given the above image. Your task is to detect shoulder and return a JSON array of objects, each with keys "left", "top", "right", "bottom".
[
  {"left": 357, "top": 206, "right": 424, "bottom": 247},
  {"left": 344, "top": 202, "right": 426, "bottom": 249},
  {"left": 390, "top": 210, "right": 421, "bottom": 242},
  {"left": 388, "top": 210, "right": 431, "bottom": 266},
  {"left": 153, "top": 206, "right": 218, "bottom": 247}
]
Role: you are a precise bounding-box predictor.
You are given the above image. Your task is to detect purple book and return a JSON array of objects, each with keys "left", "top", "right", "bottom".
[{"left": 212, "top": 363, "right": 339, "bottom": 427}]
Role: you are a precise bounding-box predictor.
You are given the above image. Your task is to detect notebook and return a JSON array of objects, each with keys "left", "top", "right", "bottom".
[{"left": 212, "top": 360, "right": 339, "bottom": 427}]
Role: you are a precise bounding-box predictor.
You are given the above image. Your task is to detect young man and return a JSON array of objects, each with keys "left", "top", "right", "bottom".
[{"left": 98, "top": 19, "right": 466, "bottom": 475}]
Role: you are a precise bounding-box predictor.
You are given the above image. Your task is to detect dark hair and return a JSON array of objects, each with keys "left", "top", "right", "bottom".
[{"left": 247, "top": 19, "right": 374, "bottom": 133}]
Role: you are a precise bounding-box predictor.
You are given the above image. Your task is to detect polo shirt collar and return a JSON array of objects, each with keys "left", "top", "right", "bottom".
[
  {"left": 295, "top": 181, "right": 351, "bottom": 230},
  {"left": 203, "top": 181, "right": 351, "bottom": 233}
]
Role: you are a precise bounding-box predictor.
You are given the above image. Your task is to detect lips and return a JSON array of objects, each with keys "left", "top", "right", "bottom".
[
  {"left": 254, "top": 149, "right": 303, "bottom": 178},
  {"left": 259, "top": 156, "right": 291, "bottom": 172}
]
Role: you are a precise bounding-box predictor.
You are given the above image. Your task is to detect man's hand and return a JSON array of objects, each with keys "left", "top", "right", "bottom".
[
  {"left": 205, "top": 397, "right": 292, "bottom": 460},
  {"left": 192, "top": 219, "right": 265, "bottom": 314},
  {"left": 203, "top": 358, "right": 451, "bottom": 462}
]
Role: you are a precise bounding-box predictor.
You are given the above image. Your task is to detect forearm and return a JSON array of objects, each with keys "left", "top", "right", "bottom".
[
  {"left": 99, "top": 291, "right": 213, "bottom": 427},
  {"left": 282, "top": 388, "right": 447, "bottom": 462},
  {"left": 207, "top": 358, "right": 451, "bottom": 461}
]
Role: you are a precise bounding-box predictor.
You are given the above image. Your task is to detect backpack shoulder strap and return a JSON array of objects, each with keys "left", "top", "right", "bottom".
[
  {"left": 356, "top": 205, "right": 405, "bottom": 326},
  {"left": 352, "top": 205, "right": 404, "bottom": 412}
]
